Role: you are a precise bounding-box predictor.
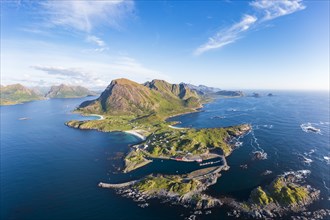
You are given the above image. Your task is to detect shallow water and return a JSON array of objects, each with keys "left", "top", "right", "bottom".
[{"left": 1, "top": 92, "right": 329, "bottom": 219}]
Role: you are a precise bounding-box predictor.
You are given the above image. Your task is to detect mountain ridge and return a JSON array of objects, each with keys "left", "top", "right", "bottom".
[
  {"left": 0, "top": 84, "right": 44, "bottom": 105},
  {"left": 77, "top": 78, "right": 201, "bottom": 116},
  {"left": 45, "top": 84, "right": 97, "bottom": 98}
]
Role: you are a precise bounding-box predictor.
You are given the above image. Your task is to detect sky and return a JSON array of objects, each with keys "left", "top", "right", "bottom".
[{"left": 1, "top": 0, "right": 329, "bottom": 90}]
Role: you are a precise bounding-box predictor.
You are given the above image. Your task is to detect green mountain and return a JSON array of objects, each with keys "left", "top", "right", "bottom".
[
  {"left": 0, "top": 84, "right": 44, "bottom": 105},
  {"left": 45, "top": 84, "right": 97, "bottom": 99},
  {"left": 215, "top": 90, "right": 244, "bottom": 97},
  {"left": 78, "top": 78, "right": 201, "bottom": 116}
]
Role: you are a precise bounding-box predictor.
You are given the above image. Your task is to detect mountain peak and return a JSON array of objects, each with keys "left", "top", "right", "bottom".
[
  {"left": 110, "top": 78, "right": 139, "bottom": 86},
  {"left": 78, "top": 78, "right": 201, "bottom": 116},
  {"left": 46, "top": 84, "right": 96, "bottom": 98}
]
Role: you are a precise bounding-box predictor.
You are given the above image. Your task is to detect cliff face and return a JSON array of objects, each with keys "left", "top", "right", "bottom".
[
  {"left": 0, "top": 84, "right": 44, "bottom": 105},
  {"left": 45, "top": 84, "right": 97, "bottom": 98},
  {"left": 78, "top": 78, "right": 201, "bottom": 116}
]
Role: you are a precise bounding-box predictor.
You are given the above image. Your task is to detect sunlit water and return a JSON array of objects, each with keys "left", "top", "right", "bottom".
[{"left": 1, "top": 92, "right": 329, "bottom": 220}]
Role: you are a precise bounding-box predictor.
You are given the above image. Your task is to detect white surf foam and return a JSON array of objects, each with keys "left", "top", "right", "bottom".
[
  {"left": 282, "top": 170, "right": 311, "bottom": 180},
  {"left": 300, "top": 122, "right": 323, "bottom": 134},
  {"left": 302, "top": 155, "right": 313, "bottom": 165}
]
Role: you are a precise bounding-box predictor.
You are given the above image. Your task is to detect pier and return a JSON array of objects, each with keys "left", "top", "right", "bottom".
[{"left": 98, "top": 180, "right": 140, "bottom": 189}]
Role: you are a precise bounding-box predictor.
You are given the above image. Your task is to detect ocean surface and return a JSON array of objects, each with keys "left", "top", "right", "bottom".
[{"left": 1, "top": 91, "right": 329, "bottom": 220}]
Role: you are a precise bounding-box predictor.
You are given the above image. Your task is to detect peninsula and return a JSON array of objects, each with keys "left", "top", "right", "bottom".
[
  {"left": 66, "top": 78, "right": 251, "bottom": 173},
  {"left": 65, "top": 78, "right": 320, "bottom": 217}
]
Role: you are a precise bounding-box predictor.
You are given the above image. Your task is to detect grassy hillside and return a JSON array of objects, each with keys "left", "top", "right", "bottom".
[
  {"left": 0, "top": 84, "right": 44, "bottom": 105},
  {"left": 77, "top": 78, "right": 201, "bottom": 117},
  {"left": 45, "top": 84, "right": 97, "bottom": 98}
]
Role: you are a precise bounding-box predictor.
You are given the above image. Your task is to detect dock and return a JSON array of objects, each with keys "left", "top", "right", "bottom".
[{"left": 98, "top": 179, "right": 140, "bottom": 189}]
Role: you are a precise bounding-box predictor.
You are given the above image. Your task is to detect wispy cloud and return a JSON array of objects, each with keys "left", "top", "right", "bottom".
[
  {"left": 250, "top": 0, "right": 305, "bottom": 21},
  {"left": 194, "top": 15, "right": 257, "bottom": 56},
  {"left": 28, "top": 56, "right": 168, "bottom": 89},
  {"left": 86, "top": 35, "right": 109, "bottom": 52},
  {"left": 40, "top": 0, "right": 135, "bottom": 33},
  {"left": 31, "top": 66, "right": 89, "bottom": 78},
  {"left": 86, "top": 35, "right": 106, "bottom": 47},
  {"left": 194, "top": 0, "right": 306, "bottom": 55}
]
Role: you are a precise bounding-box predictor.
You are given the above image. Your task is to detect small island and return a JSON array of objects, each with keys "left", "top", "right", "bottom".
[{"left": 227, "top": 171, "right": 321, "bottom": 219}]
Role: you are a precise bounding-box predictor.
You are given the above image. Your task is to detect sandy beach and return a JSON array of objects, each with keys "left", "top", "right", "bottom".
[
  {"left": 88, "top": 114, "right": 104, "bottom": 120},
  {"left": 124, "top": 130, "right": 146, "bottom": 141},
  {"left": 168, "top": 125, "right": 187, "bottom": 129}
]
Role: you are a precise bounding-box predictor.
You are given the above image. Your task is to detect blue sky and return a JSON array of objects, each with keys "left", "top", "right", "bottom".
[{"left": 1, "top": 0, "right": 329, "bottom": 90}]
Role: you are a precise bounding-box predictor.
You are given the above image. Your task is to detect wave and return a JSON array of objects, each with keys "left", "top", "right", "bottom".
[
  {"left": 304, "top": 149, "right": 316, "bottom": 156},
  {"left": 294, "top": 152, "right": 314, "bottom": 165},
  {"left": 300, "top": 122, "right": 329, "bottom": 135},
  {"left": 324, "top": 156, "right": 330, "bottom": 165},
  {"left": 323, "top": 180, "right": 330, "bottom": 191},
  {"left": 282, "top": 170, "right": 311, "bottom": 180},
  {"left": 250, "top": 129, "right": 265, "bottom": 152},
  {"left": 302, "top": 155, "right": 313, "bottom": 165},
  {"left": 252, "top": 150, "right": 268, "bottom": 160},
  {"left": 254, "top": 124, "right": 273, "bottom": 130}
]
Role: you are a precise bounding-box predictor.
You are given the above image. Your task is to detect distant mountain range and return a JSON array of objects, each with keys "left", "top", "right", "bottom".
[
  {"left": 183, "top": 83, "right": 221, "bottom": 94},
  {"left": 0, "top": 84, "right": 45, "bottom": 105},
  {"left": 45, "top": 84, "right": 97, "bottom": 98},
  {"left": 1, "top": 80, "right": 244, "bottom": 107},
  {"left": 78, "top": 78, "right": 201, "bottom": 116},
  {"left": 0, "top": 84, "right": 97, "bottom": 105},
  {"left": 184, "top": 83, "right": 244, "bottom": 97}
]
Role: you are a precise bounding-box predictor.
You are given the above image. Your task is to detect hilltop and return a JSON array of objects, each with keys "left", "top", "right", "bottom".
[
  {"left": 0, "top": 83, "right": 97, "bottom": 105},
  {"left": 77, "top": 78, "right": 201, "bottom": 117},
  {"left": 45, "top": 84, "right": 97, "bottom": 98},
  {"left": 183, "top": 83, "right": 244, "bottom": 97},
  {"left": 0, "top": 84, "right": 44, "bottom": 105}
]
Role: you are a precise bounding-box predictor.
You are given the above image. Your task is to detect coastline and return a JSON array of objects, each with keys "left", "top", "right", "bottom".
[
  {"left": 88, "top": 114, "right": 104, "bottom": 120},
  {"left": 124, "top": 130, "right": 147, "bottom": 141},
  {"left": 168, "top": 125, "right": 187, "bottom": 129}
]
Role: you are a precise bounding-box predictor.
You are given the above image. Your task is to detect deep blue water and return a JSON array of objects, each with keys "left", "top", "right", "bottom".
[{"left": 1, "top": 92, "right": 329, "bottom": 220}]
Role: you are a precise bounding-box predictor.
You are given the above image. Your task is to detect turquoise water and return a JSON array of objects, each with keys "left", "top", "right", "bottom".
[{"left": 1, "top": 92, "right": 329, "bottom": 219}]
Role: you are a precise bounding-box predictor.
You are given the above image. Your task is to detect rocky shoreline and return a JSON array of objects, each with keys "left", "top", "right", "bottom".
[
  {"left": 100, "top": 166, "right": 225, "bottom": 210},
  {"left": 226, "top": 171, "right": 322, "bottom": 219}
]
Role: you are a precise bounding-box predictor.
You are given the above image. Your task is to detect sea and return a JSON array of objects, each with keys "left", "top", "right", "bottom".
[{"left": 1, "top": 91, "right": 329, "bottom": 220}]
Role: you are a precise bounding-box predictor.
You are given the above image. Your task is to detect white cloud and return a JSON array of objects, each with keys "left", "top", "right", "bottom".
[
  {"left": 250, "top": 0, "right": 305, "bottom": 20},
  {"left": 86, "top": 35, "right": 106, "bottom": 47},
  {"left": 1, "top": 38, "right": 169, "bottom": 90},
  {"left": 195, "top": 0, "right": 306, "bottom": 55},
  {"left": 40, "top": 0, "right": 135, "bottom": 32},
  {"left": 86, "top": 35, "right": 109, "bottom": 52},
  {"left": 194, "top": 15, "right": 257, "bottom": 55},
  {"left": 29, "top": 56, "right": 167, "bottom": 89}
]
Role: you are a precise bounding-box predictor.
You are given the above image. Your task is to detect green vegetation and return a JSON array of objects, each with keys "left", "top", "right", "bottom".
[
  {"left": 45, "top": 84, "right": 96, "bottom": 98},
  {"left": 269, "top": 177, "right": 308, "bottom": 205},
  {"left": 135, "top": 175, "right": 199, "bottom": 196},
  {"left": 250, "top": 176, "right": 309, "bottom": 207},
  {"left": 77, "top": 78, "right": 201, "bottom": 116},
  {"left": 66, "top": 115, "right": 137, "bottom": 132},
  {"left": 251, "top": 186, "right": 273, "bottom": 205},
  {"left": 124, "top": 150, "right": 152, "bottom": 173},
  {"left": 145, "top": 124, "right": 251, "bottom": 158},
  {"left": 66, "top": 112, "right": 251, "bottom": 172},
  {"left": 65, "top": 78, "right": 251, "bottom": 173},
  {"left": 0, "top": 84, "right": 44, "bottom": 105}
]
